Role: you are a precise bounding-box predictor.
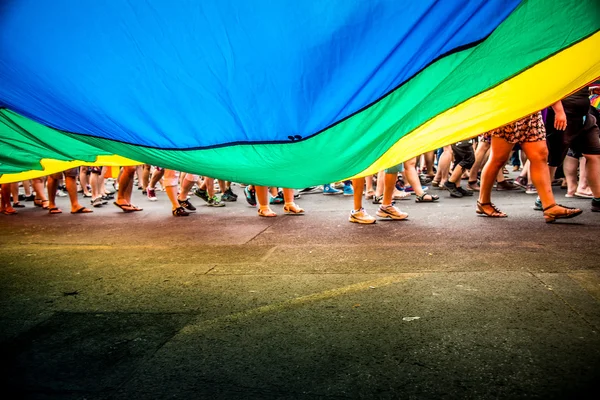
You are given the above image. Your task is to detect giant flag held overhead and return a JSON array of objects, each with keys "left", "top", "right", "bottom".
[{"left": 1, "top": 0, "right": 599, "bottom": 187}]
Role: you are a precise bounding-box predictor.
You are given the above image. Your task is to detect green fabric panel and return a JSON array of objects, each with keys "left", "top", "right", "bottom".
[
  {"left": 1, "top": 0, "right": 599, "bottom": 187},
  {"left": 0, "top": 111, "right": 112, "bottom": 173}
]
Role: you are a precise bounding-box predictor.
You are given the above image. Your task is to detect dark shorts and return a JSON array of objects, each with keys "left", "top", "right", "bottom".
[
  {"left": 547, "top": 113, "right": 600, "bottom": 167},
  {"left": 64, "top": 167, "right": 79, "bottom": 178},
  {"left": 89, "top": 166, "right": 102, "bottom": 174},
  {"left": 451, "top": 141, "right": 475, "bottom": 170}
]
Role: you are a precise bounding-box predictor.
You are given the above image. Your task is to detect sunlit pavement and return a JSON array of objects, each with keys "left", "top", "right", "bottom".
[{"left": 1, "top": 182, "right": 599, "bottom": 399}]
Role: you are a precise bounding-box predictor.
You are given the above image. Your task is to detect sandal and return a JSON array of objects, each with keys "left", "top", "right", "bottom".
[
  {"left": 113, "top": 202, "right": 136, "bottom": 213},
  {"left": 48, "top": 207, "right": 62, "bottom": 214},
  {"left": 12, "top": 202, "right": 25, "bottom": 208},
  {"left": 1, "top": 208, "right": 18, "bottom": 215},
  {"left": 258, "top": 208, "right": 277, "bottom": 217},
  {"left": 34, "top": 199, "right": 49, "bottom": 209},
  {"left": 283, "top": 203, "right": 304, "bottom": 215},
  {"left": 365, "top": 190, "right": 376, "bottom": 200},
  {"left": 244, "top": 186, "right": 257, "bottom": 206},
  {"left": 71, "top": 206, "right": 93, "bottom": 214},
  {"left": 476, "top": 201, "right": 507, "bottom": 218},
  {"left": 543, "top": 203, "right": 582, "bottom": 223},
  {"left": 415, "top": 193, "right": 439, "bottom": 203}
]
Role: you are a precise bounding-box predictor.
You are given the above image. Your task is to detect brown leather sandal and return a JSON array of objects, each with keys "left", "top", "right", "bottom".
[
  {"left": 476, "top": 201, "right": 507, "bottom": 218},
  {"left": 542, "top": 203, "right": 582, "bottom": 223}
]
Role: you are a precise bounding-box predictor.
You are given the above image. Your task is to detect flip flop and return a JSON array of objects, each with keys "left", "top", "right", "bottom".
[
  {"left": 34, "top": 199, "right": 49, "bottom": 209},
  {"left": 129, "top": 204, "right": 143, "bottom": 211},
  {"left": 48, "top": 207, "right": 62, "bottom": 214},
  {"left": 113, "top": 202, "right": 135, "bottom": 213},
  {"left": 1, "top": 209, "right": 18, "bottom": 215},
  {"left": 574, "top": 191, "right": 593, "bottom": 199},
  {"left": 71, "top": 206, "right": 93, "bottom": 214}
]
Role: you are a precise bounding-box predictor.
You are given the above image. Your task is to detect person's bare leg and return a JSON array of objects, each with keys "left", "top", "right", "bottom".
[
  {"left": 382, "top": 173, "right": 397, "bottom": 206},
  {"left": 583, "top": 154, "right": 600, "bottom": 197},
  {"left": 403, "top": 158, "right": 426, "bottom": 196},
  {"left": 23, "top": 180, "right": 32, "bottom": 197},
  {"left": 479, "top": 137, "right": 513, "bottom": 207},
  {"left": 90, "top": 171, "right": 101, "bottom": 200},
  {"left": 434, "top": 146, "right": 452, "bottom": 185},
  {"left": 424, "top": 151, "right": 435, "bottom": 178},
  {"left": 521, "top": 141, "right": 554, "bottom": 209},
  {"left": 563, "top": 156, "right": 579, "bottom": 196},
  {"left": 204, "top": 177, "right": 215, "bottom": 197},
  {"left": 165, "top": 185, "right": 179, "bottom": 210},
  {"left": 116, "top": 166, "right": 136, "bottom": 205},
  {"left": 1, "top": 184, "right": 16, "bottom": 213},
  {"left": 149, "top": 168, "right": 164, "bottom": 190},
  {"left": 9, "top": 182, "right": 20, "bottom": 206},
  {"left": 32, "top": 178, "right": 47, "bottom": 206},
  {"left": 375, "top": 171, "right": 385, "bottom": 197},
  {"left": 576, "top": 157, "right": 591, "bottom": 194},
  {"left": 365, "top": 174, "right": 374, "bottom": 196},
  {"left": 135, "top": 165, "right": 144, "bottom": 189},
  {"left": 142, "top": 165, "right": 151, "bottom": 191},
  {"left": 519, "top": 159, "right": 530, "bottom": 179},
  {"left": 255, "top": 185, "right": 275, "bottom": 216},
  {"left": 178, "top": 179, "right": 195, "bottom": 202},
  {"left": 352, "top": 178, "right": 365, "bottom": 211},
  {"left": 47, "top": 173, "right": 61, "bottom": 211},
  {"left": 469, "top": 141, "right": 490, "bottom": 183},
  {"left": 79, "top": 167, "right": 91, "bottom": 196},
  {"left": 65, "top": 175, "right": 89, "bottom": 213}
]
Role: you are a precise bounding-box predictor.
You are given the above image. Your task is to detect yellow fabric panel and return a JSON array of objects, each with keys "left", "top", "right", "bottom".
[
  {"left": 0, "top": 155, "right": 140, "bottom": 183},
  {"left": 352, "top": 32, "right": 600, "bottom": 178}
]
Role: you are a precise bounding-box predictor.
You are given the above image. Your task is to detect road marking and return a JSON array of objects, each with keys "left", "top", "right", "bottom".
[{"left": 180, "top": 273, "right": 421, "bottom": 334}]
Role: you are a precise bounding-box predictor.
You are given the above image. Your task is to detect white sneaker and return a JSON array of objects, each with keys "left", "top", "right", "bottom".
[
  {"left": 376, "top": 205, "right": 408, "bottom": 220},
  {"left": 349, "top": 208, "right": 376, "bottom": 224}
]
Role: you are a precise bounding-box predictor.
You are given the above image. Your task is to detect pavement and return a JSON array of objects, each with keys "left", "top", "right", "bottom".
[{"left": 1, "top": 180, "right": 599, "bottom": 399}]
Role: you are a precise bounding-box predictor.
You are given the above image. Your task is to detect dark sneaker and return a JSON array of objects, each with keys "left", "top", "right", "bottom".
[
  {"left": 496, "top": 180, "right": 519, "bottom": 191},
  {"left": 419, "top": 175, "right": 432, "bottom": 186},
  {"left": 270, "top": 191, "right": 284, "bottom": 204},
  {"left": 178, "top": 199, "right": 196, "bottom": 211},
  {"left": 172, "top": 207, "right": 190, "bottom": 217},
  {"left": 514, "top": 176, "right": 527, "bottom": 188},
  {"left": 244, "top": 186, "right": 257, "bottom": 206},
  {"left": 24, "top": 194, "right": 35, "bottom": 202},
  {"left": 525, "top": 184, "right": 537, "bottom": 195},
  {"left": 444, "top": 181, "right": 463, "bottom": 198},
  {"left": 207, "top": 196, "right": 226, "bottom": 207},
  {"left": 221, "top": 188, "right": 237, "bottom": 201},
  {"left": 194, "top": 188, "right": 210, "bottom": 203},
  {"left": 592, "top": 198, "right": 600, "bottom": 212}
]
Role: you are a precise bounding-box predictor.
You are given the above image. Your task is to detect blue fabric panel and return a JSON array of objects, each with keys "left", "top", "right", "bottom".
[{"left": 0, "top": 0, "right": 520, "bottom": 149}]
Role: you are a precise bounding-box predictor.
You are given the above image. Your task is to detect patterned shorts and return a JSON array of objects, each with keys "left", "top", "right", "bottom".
[{"left": 489, "top": 112, "right": 546, "bottom": 144}]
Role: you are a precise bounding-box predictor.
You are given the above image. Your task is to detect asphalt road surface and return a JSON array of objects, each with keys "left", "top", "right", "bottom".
[{"left": 1, "top": 182, "right": 599, "bottom": 399}]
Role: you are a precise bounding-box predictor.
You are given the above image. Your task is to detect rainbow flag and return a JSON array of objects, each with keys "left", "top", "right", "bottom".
[{"left": 1, "top": 0, "right": 599, "bottom": 186}]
